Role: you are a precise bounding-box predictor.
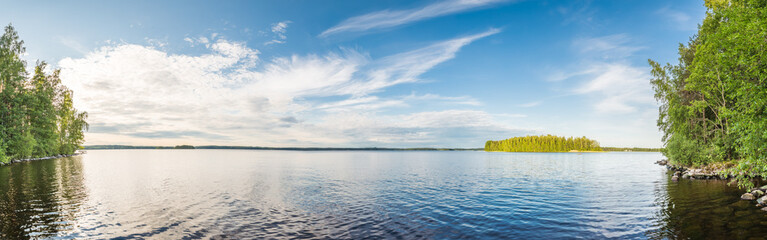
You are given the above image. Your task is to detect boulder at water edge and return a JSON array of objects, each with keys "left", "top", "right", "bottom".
[
  {"left": 753, "top": 190, "right": 765, "bottom": 198},
  {"left": 742, "top": 193, "right": 756, "bottom": 200},
  {"left": 757, "top": 196, "right": 767, "bottom": 206}
]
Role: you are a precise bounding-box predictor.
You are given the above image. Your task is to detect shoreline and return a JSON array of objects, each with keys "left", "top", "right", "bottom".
[
  {"left": 656, "top": 159, "right": 767, "bottom": 211},
  {"left": 656, "top": 159, "right": 733, "bottom": 181},
  {"left": 0, "top": 151, "right": 85, "bottom": 167}
]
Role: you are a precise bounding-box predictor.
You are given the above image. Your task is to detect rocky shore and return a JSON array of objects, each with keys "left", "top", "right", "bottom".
[
  {"left": 0, "top": 151, "right": 85, "bottom": 167},
  {"left": 656, "top": 159, "right": 767, "bottom": 212},
  {"left": 741, "top": 185, "right": 767, "bottom": 211},
  {"left": 655, "top": 159, "right": 729, "bottom": 181}
]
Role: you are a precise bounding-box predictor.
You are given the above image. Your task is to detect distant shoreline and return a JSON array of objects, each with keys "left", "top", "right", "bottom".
[
  {"left": 83, "top": 145, "right": 484, "bottom": 151},
  {"left": 0, "top": 152, "right": 85, "bottom": 166},
  {"left": 83, "top": 145, "right": 660, "bottom": 152}
]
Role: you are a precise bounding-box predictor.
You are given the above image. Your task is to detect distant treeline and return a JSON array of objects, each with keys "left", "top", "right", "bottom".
[
  {"left": 84, "top": 145, "right": 173, "bottom": 150},
  {"left": 602, "top": 147, "right": 663, "bottom": 152},
  {"left": 0, "top": 25, "right": 88, "bottom": 163},
  {"left": 84, "top": 145, "right": 483, "bottom": 151},
  {"left": 485, "top": 135, "right": 602, "bottom": 152}
]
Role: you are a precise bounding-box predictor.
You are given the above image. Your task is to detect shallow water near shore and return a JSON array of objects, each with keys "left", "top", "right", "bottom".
[{"left": 1, "top": 150, "right": 766, "bottom": 239}]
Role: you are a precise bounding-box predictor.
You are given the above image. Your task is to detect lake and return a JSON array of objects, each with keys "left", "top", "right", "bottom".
[{"left": 1, "top": 150, "right": 766, "bottom": 239}]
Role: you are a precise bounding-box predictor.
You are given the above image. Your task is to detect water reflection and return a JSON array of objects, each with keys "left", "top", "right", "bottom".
[
  {"left": 2, "top": 151, "right": 767, "bottom": 238},
  {"left": 648, "top": 174, "right": 767, "bottom": 239},
  {"left": 0, "top": 156, "right": 87, "bottom": 239}
]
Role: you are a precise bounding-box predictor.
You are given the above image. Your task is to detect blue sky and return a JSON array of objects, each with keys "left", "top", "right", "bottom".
[{"left": 1, "top": 0, "right": 706, "bottom": 148}]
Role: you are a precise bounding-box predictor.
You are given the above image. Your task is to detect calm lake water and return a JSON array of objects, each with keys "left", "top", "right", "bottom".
[{"left": 1, "top": 150, "right": 766, "bottom": 239}]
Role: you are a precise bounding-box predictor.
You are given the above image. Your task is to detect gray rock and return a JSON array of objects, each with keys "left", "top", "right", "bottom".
[
  {"left": 759, "top": 185, "right": 767, "bottom": 191},
  {"left": 761, "top": 207, "right": 767, "bottom": 212},
  {"left": 742, "top": 193, "right": 756, "bottom": 200},
  {"left": 682, "top": 173, "right": 691, "bottom": 179},
  {"left": 757, "top": 195, "right": 767, "bottom": 206},
  {"left": 671, "top": 176, "right": 679, "bottom": 182},
  {"left": 754, "top": 190, "right": 765, "bottom": 198}
]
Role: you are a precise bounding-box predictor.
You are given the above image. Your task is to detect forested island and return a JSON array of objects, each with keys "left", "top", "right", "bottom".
[
  {"left": 0, "top": 24, "right": 88, "bottom": 164},
  {"left": 649, "top": 0, "right": 766, "bottom": 188},
  {"left": 484, "top": 135, "right": 602, "bottom": 152}
]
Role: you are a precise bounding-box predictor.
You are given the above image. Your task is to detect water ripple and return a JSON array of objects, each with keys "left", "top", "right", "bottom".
[{"left": 2, "top": 151, "right": 766, "bottom": 239}]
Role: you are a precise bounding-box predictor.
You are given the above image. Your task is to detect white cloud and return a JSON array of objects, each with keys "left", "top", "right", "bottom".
[
  {"left": 58, "top": 36, "right": 88, "bottom": 54},
  {"left": 265, "top": 21, "right": 291, "bottom": 45},
  {"left": 656, "top": 7, "right": 697, "bottom": 31},
  {"left": 574, "top": 63, "right": 653, "bottom": 113},
  {"left": 572, "top": 34, "right": 644, "bottom": 59},
  {"left": 320, "top": 0, "right": 508, "bottom": 37},
  {"left": 404, "top": 93, "right": 481, "bottom": 106},
  {"left": 340, "top": 28, "right": 500, "bottom": 95},
  {"left": 316, "top": 93, "right": 480, "bottom": 112},
  {"left": 272, "top": 21, "right": 290, "bottom": 37},
  {"left": 517, "top": 101, "right": 541, "bottom": 108},
  {"left": 554, "top": 34, "right": 655, "bottom": 113},
  {"left": 264, "top": 39, "right": 284, "bottom": 45},
  {"left": 556, "top": 1, "right": 597, "bottom": 26},
  {"left": 546, "top": 34, "right": 644, "bottom": 83},
  {"left": 312, "top": 110, "right": 531, "bottom": 146},
  {"left": 58, "top": 30, "right": 519, "bottom": 147}
]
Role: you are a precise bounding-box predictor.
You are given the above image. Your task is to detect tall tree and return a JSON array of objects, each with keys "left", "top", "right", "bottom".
[
  {"left": 0, "top": 24, "right": 88, "bottom": 163},
  {"left": 29, "top": 62, "right": 61, "bottom": 157},
  {"left": 650, "top": 0, "right": 767, "bottom": 187},
  {"left": 0, "top": 24, "right": 32, "bottom": 160}
]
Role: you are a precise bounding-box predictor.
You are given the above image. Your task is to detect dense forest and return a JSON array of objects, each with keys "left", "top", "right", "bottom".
[
  {"left": 484, "top": 135, "right": 602, "bottom": 152},
  {"left": 649, "top": 0, "right": 766, "bottom": 187},
  {"left": 0, "top": 24, "right": 88, "bottom": 164}
]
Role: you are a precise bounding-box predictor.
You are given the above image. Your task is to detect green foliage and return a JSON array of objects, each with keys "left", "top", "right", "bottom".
[
  {"left": 650, "top": 0, "right": 767, "bottom": 188},
  {"left": 56, "top": 90, "right": 88, "bottom": 155},
  {"left": 485, "top": 135, "right": 602, "bottom": 152},
  {"left": 0, "top": 140, "right": 8, "bottom": 164},
  {"left": 662, "top": 134, "right": 709, "bottom": 167},
  {"left": 174, "top": 145, "right": 196, "bottom": 149},
  {"left": 0, "top": 24, "right": 88, "bottom": 161},
  {"left": 0, "top": 24, "right": 30, "bottom": 161},
  {"left": 29, "top": 62, "right": 61, "bottom": 157}
]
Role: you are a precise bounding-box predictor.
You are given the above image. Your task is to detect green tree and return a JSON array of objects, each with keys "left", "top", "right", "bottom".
[
  {"left": 649, "top": 0, "right": 767, "bottom": 187},
  {"left": 0, "top": 23, "right": 88, "bottom": 163},
  {"left": 28, "top": 62, "right": 61, "bottom": 157},
  {"left": 57, "top": 89, "right": 88, "bottom": 155},
  {"left": 0, "top": 24, "right": 30, "bottom": 161}
]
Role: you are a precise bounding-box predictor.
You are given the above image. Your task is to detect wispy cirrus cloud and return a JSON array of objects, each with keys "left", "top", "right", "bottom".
[
  {"left": 554, "top": 34, "right": 654, "bottom": 113},
  {"left": 340, "top": 28, "right": 500, "bottom": 95},
  {"left": 655, "top": 6, "right": 698, "bottom": 31},
  {"left": 265, "top": 20, "right": 291, "bottom": 45},
  {"left": 320, "top": 0, "right": 509, "bottom": 37},
  {"left": 58, "top": 29, "right": 518, "bottom": 147},
  {"left": 573, "top": 63, "right": 653, "bottom": 113},
  {"left": 572, "top": 34, "right": 643, "bottom": 59},
  {"left": 517, "top": 101, "right": 541, "bottom": 108}
]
